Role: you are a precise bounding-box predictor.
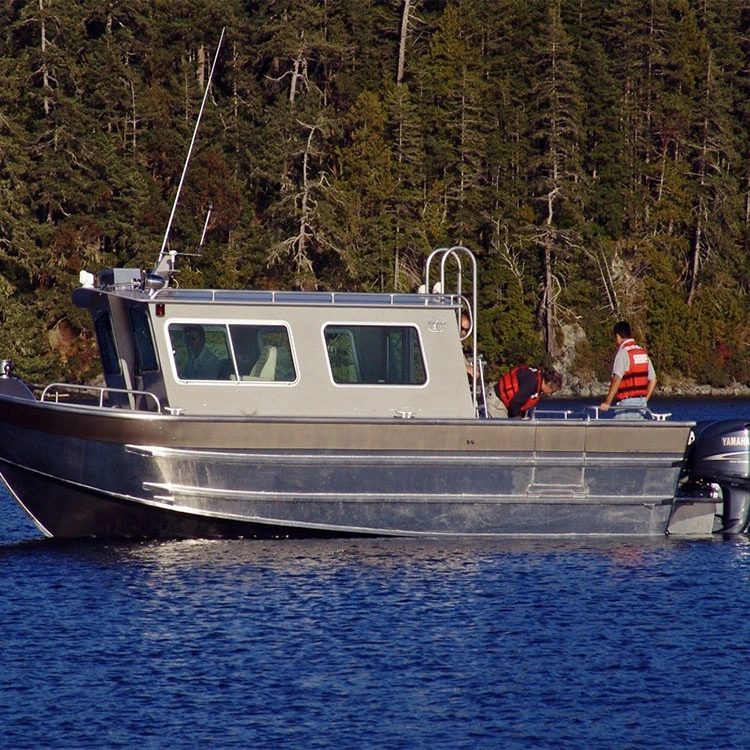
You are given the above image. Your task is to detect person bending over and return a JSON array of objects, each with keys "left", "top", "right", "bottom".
[{"left": 486, "top": 366, "right": 562, "bottom": 419}]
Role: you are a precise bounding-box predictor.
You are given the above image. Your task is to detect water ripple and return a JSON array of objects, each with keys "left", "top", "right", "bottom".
[
  {"left": 2, "top": 534, "right": 750, "bottom": 748},
  {"left": 2, "top": 396, "right": 750, "bottom": 748}
]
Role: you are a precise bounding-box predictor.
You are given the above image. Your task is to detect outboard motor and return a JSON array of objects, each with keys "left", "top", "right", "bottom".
[{"left": 684, "top": 420, "right": 750, "bottom": 534}]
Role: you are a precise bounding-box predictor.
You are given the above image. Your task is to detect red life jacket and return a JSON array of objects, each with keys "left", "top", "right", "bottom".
[
  {"left": 616, "top": 339, "right": 650, "bottom": 400},
  {"left": 497, "top": 366, "right": 543, "bottom": 413}
]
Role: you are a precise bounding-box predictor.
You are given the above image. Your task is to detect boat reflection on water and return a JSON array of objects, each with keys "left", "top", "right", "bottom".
[{"left": 7, "top": 531, "right": 741, "bottom": 579}]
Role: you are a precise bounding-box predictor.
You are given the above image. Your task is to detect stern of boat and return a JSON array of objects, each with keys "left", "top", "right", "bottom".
[{"left": 677, "top": 419, "right": 750, "bottom": 535}]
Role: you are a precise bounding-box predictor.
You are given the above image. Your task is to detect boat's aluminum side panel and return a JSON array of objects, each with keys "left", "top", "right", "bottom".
[
  {"left": 0, "top": 394, "right": 692, "bottom": 452},
  {"left": 1, "top": 460, "right": 675, "bottom": 538},
  {"left": 0, "top": 395, "right": 702, "bottom": 538},
  {"left": 0, "top": 463, "right": 359, "bottom": 539}
]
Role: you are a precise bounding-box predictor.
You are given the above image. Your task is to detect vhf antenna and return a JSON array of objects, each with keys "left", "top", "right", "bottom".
[
  {"left": 199, "top": 203, "right": 213, "bottom": 248},
  {"left": 155, "top": 27, "right": 226, "bottom": 270}
]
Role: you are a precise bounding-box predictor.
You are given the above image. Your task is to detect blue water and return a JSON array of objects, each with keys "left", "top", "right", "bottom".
[{"left": 1, "top": 398, "right": 749, "bottom": 749}]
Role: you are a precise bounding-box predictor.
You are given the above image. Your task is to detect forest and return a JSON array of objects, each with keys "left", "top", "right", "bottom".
[{"left": 0, "top": 0, "right": 748, "bottom": 389}]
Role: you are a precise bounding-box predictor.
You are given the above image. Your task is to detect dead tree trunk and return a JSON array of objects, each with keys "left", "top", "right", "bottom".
[{"left": 397, "top": 0, "right": 411, "bottom": 85}]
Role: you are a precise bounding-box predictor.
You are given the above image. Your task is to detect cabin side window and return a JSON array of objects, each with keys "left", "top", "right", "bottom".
[
  {"left": 169, "top": 324, "right": 231, "bottom": 381},
  {"left": 129, "top": 307, "right": 159, "bottom": 372},
  {"left": 167, "top": 322, "right": 296, "bottom": 383},
  {"left": 324, "top": 325, "right": 426, "bottom": 385},
  {"left": 228, "top": 324, "right": 296, "bottom": 382},
  {"left": 94, "top": 311, "right": 121, "bottom": 375}
]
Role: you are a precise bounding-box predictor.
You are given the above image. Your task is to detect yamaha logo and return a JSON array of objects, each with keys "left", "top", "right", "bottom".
[{"left": 722, "top": 436, "right": 750, "bottom": 447}]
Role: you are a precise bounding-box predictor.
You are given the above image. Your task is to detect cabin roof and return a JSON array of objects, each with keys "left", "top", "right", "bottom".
[
  {"left": 84, "top": 269, "right": 464, "bottom": 311},
  {"left": 77, "top": 268, "right": 466, "bottom": 315}
]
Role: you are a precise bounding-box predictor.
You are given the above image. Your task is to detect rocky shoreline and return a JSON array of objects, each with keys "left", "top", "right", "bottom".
[{"left": 562, "top": 378, "right": 750, "bottom": 399}]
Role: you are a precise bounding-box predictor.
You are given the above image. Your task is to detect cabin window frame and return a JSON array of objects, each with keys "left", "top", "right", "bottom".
[
  {"left": 166, "top": 319, "right": 298, "bottom": 385},
  {"left": 167, "top": 322, "right": 231, "bottom": 382},
  {"left": 229, "top": 321, "right": 298, "bottom": 383},
  {"left": 322, "top": 322, "right": 428, "bottom": 387}
]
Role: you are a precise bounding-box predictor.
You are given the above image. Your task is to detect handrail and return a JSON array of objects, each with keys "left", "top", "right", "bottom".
[
  {"left": 530, "top": 405, "right": 673, "bottom": 421},
  {"left": 123, "top": 287, "right": 463, "bottom": 308},
  {"left": 41, "top": 383, "right": 162, "bottom": 412},
  {"left": 586, "top": 405, "right": 672, "bottom": 421},
  {"left": 425, "top": 246, "right": 480, "bottom": 416},
  {"left": 529, "top": 408, "right": 579, "bottom": 420}
]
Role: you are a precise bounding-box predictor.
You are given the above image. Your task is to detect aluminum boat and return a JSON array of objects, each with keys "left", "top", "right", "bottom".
[
  {"left": 1, "top": 244, "right": 747, "bottom": 539},
  {"left": 4, "top": 30, "right": 747, "bottom": 541}
]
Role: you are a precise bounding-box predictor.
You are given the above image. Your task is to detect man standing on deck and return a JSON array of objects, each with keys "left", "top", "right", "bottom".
[{"left": 599, "top": 320, "right": 657, "bottom": 419}]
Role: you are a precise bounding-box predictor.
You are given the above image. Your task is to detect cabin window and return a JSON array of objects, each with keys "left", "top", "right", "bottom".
[
  {"left": 324, "top": 325, "right": 426, "bottom": 385},
  {"left": 227, "top": 324, "right": 296, "bottom": 382},
  {"left": 94, "top": 311, "right": 121, "bottom": 375},
  {"left": 170, "top": 324, "right": 231, "bottom": 381},
  {"left": 129, "top": 307, "right": 159, "bottom": 372},
  {"left": 168, "top": 322, "right": 296, "bottom": 383}
]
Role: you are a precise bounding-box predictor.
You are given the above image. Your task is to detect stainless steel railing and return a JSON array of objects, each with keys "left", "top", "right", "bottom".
[{"left": 40, "top": 383, "right": 162, "bottom": 412}]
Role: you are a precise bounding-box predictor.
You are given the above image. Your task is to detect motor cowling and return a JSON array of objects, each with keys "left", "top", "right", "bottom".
[{"left": 685, "top": 420, "right": 750, "bottom": 534}]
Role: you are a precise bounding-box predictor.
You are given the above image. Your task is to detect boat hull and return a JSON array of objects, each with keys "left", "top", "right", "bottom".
[{"left": 0, "top": 394, "right": 716, "bottom": 539}]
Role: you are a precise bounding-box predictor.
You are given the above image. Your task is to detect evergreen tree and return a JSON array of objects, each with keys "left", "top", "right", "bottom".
[
  {"left": 0, "top": 0, "right": 747, "bottom": 385},
  {"left": 317, "top": 90, "right": 398, "bottom": 289},
  {"left": 526, "top": 0, "right": 584, "bottom": 359},
  {"left": 422, "top": 4, "right": 489, "bottom": 243}
]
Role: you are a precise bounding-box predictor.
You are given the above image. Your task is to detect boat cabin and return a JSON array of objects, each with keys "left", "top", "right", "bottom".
[{"left": 71, "top": 269, "right": 476, "bottom": 419}]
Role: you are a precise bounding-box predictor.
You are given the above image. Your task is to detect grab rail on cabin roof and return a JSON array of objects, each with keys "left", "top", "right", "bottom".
[
  {"left": 95, "top": 275, "right": 464, "bottom": 308},
  {"left": 41, "top": 383, "right": 162, "bottom": 412},
  {"left": 146, "top": 288, "right": 462, "bottom": 307}
]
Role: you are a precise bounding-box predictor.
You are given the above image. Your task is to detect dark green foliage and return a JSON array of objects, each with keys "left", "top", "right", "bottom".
[{"left": 0, "top": 0, "right": 747, "bottom": 387}]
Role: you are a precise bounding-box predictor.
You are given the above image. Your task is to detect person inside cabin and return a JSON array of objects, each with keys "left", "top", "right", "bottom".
[
  {"left": 460, "top": 312, "right": 486, "bottom": 416},
  {"left": 182, "top": 325, "right": 220, "bottom": 380},
  {"left": 485, "top": 366, "right": 562, "bottom": 419},
  {"left": 599, "top": 320, "right": 656, "bottom": 419},
  {"left": 460, "top": 312, "right": 475, "bottom": 379}
]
